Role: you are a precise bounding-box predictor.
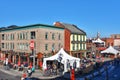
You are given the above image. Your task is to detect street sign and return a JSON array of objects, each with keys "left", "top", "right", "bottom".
[{"left": 30, "top": 40, "right": 34, "bottom": 50}]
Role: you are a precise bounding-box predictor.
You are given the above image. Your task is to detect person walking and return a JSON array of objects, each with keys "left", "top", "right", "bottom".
[
  {"left": 31, "top": 66, "right": 35, "bottom": 73},
  {"left": 27, "top": 68, "right": 32, "bottom": 77}
]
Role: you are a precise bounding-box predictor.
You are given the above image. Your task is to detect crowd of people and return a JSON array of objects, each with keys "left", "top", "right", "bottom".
[
  {"left": 44, "top": 60, "right": 64, "bottom": 76},
  {"left": 1, "top": 58, "right": 35, "bottom": 80}
]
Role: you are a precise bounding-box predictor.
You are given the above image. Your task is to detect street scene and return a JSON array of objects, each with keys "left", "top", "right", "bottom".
[{"left": 0, "top": 0, "right": 120, "bottom": 80}]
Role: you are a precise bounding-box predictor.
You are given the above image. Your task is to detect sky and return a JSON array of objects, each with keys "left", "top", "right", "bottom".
[{"left": 0, "top": 0, "right": 120, "bottom": 38}]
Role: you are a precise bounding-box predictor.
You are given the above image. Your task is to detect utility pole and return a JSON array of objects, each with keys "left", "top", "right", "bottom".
[
  {"left": 32, "top": 49, "right": 35, "bottom": 68},
  {"left": 30, "top": 40, "right": 35, "bottom": 68}
]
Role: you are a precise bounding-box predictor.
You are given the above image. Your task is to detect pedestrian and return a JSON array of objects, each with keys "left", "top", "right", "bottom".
[
  {"left": 31, "top": 66, "right": 35, "bottom": 73},
  {"left": 73, "top": 60, "right": 77, "bottom": 70},
  {"left": 27, "top": 68, "right": 32, "bottom": 77},
  {"left": 21, "top": 71, "right": 27, "bottom": 80},
  {"left": 67, "top": 59, "right": 70, "bottom": 71}
]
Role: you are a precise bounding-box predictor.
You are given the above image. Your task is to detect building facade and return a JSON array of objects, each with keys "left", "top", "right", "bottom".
[
  {"left": 0, "top": 24, "right": 64, "bottom": 67},
  {"left": 102, "top": 38, "right": 114, "bottom": 47},
  {"left": 54, "top": 22, "right": 87, "bottom": 58},
  {"left": 111, "top": 34, "right": 120, "bottom": 39}
]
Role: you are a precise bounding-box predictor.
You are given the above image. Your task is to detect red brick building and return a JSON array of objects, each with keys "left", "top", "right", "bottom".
[
  {"left": 54, "top": 22, "right": 87, "bottom": 58},
  {"left": 102, "top": 38, "right": 114, "bottom": 47}
]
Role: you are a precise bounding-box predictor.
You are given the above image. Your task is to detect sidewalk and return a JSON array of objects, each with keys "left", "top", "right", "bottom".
[{"left": 0, "top": 65, "right": 62, "bottom": 80}]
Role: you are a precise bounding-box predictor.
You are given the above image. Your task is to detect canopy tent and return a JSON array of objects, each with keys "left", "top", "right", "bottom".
[
  {"left": 101, "top": 46, "right": 119, "bottom": 54},
  {"left": 92, "top": 38, "right": 105, "bottom": 44},
  {"left": 43, "top": 48, "right": 80, "bottom": 73}
]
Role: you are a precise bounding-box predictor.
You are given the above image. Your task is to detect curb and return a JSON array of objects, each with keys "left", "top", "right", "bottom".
[{"left": 0, "top": 68, "right": 20, "bottom": 76}]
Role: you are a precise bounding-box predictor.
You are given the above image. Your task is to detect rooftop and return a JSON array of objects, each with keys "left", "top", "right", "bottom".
[{"left": 54, "top": 22, "right": 86, "bottom": 35}]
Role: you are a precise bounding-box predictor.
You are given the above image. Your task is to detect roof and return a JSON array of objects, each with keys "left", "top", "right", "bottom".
[
  {"left": 92, "top": 38, "right": 105, "bottom": 43},
  {"left": 60, "top": 22, "right": 86, "bottom": 35},
  {"left": 101, "top": 46, "right": 119, "bottom": 54},
  {"left": 0, "top": 24, "right": 64, "bottom": 32}
]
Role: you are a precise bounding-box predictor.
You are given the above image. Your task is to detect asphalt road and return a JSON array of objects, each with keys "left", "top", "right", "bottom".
[{"left": 0, "top": 70, "right": 21, "bottom": 80}]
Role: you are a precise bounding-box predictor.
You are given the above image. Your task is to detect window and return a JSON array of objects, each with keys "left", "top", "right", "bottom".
[
  {"left": 45, "top": 32, "right": 48, "bottom": 40},
  {"left": 5, "top": 43, "right": 7, "bottom": 49},
  {"left": 25, "top": 43, "right": 29, "bottom": 50},
  {"left": 20, "top": 33, "right": 22, "bottom": 40},
  {"left": 17, "top": 33, "right": 19, "bottom": 40},
  {"left": 2, "top": 43, "right": 4, "bottom": 48},
  {"left": 34, "top": 42, "right": 36, "bottom": 48},
  {"left": 10, "top": 34, "right": 14, "bottom": 40},
  {"left": 73, "top": 35, "right": 75, "bottom": 41},
  {"left": 58, "top": 43, "right": 61, "bottom": 50},
  {"left": 8, "top": 43, "right": 9, "bottom": 49},
  {"left": 12, "top": 34, "right": 14, "bottom": 40},
  {"left": 6, "top": 35, "right": 7, "bottom": 40},
  {"left": 83, "top": 43, "right": 85, "bottom": 50},
  {"left": 80, "top": 35, "right": 82, "bottom": 41},
  {"left": 31, "top": 31, "right": 36, "bottom": 39},
  {"left": 12, "top": 43, "right": 14, "bottom": 49},
  {"left": 10, "top": 43, "right": 12, "bottom": 49},
  {"left": 6, "top": 43, "right": 8, "bottom": 49},
  {"left": 77, "top": 43, "right": 79, "bottom": 50},
  {"left": 77, "top": 35, "right": 79, "bottom": 41},
  {"left": 114, "top": 35, "right": 117, "bottom": 39},
  {"left": 23, "top": 33, "right": 25, "bottom": 40},
  {"left": 45, "top": 44, "right": 48, "bottom": 51},
  {"left": 83, "top": 36, "right": 85, "bottom": 41},
  {"left": 80, "top": 44, "right": 82, "bottom": 50},
  {"left": 72, "top": 43, "right": 75, "bottom": 50},
  {"left": 52, "top": 43, "right": 55, "bottom": 51},
  {"left": 58, "top": 34, "right": 61, "bottom": 40},
  {"left": 2, "top": 34, "right": 4, "bottom": 40},
  {"left": 25, "top": 32, "right": 28, "bottom": 40},
  {"left": 52, "top": 33, "right": 55, "bottom": 40},
  {"left": 10, "top": 43, "right": 14, "bottom": 49},
  {"left": 10, "top": 34, "right": 12, "bottom": 40},
  {"left": 17, "top": 43, "right": 19, "bottom": 50}
]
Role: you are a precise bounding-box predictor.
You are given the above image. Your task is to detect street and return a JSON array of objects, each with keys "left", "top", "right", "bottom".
[{"left": 0, "top": 70, "right": 21, "bottom": 80}]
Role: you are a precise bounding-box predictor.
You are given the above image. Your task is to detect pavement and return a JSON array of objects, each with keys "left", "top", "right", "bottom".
[{"left": 0, "top": 65, "right": 61, "bottom": 80}]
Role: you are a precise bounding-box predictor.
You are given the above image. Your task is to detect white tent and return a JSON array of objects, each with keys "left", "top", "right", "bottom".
[
  {"left": 92, "top": 38, "right": 105, "bottom": 44},
  {"left": 101, "top": 46, "right": 119, "bottom": 54},
  {"left": 42, "top": 48, "right": 80, "bottom": 73}
]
